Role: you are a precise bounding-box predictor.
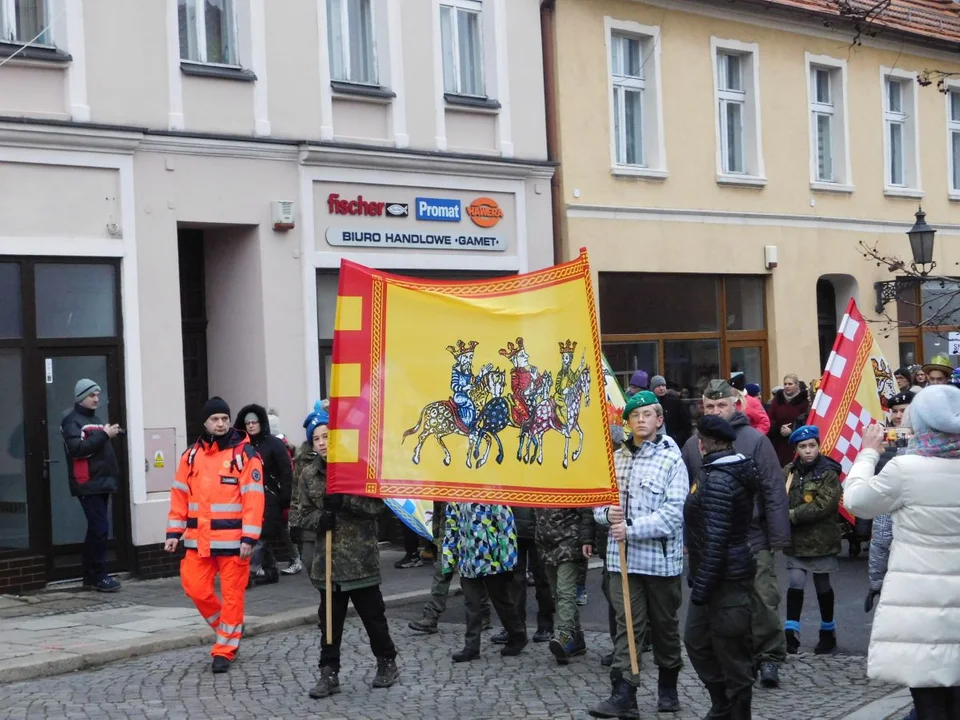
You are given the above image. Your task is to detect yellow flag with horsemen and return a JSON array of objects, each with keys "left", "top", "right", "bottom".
[{"left": 326, "top": 249, "right": 619, "bottom": 508}]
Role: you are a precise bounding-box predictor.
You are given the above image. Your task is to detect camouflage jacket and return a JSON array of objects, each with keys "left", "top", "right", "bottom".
[
  {"left": 299, "top": 453, "right": 385, "bottom": 590},
  {"left": 783, "top": 455, "right": 843, "bottom": 558},
  {"left": 535, "top": 508, "right": 594, "bottom": 566},
  {"left": 288, "top": 442, "right": 314, "bottom": 536}
]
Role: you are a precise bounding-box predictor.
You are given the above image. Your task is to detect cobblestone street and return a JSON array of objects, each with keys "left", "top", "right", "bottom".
[{"left": 0, "top": 621, "right": 903, "bottom": 720}]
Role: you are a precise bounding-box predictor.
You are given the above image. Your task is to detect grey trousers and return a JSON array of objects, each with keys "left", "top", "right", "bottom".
[{"left": 423, "top": 560, "right": 490, "bottom": 623}]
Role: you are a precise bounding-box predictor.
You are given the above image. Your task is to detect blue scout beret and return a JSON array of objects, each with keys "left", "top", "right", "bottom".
[{"left": 788, "top": 425, "right": 820, "bottom": 445}]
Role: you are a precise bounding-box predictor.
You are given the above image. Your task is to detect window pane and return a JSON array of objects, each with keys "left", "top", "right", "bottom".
[
  {"left": 623, "top": 36, "right": 642, "bottom": 78},
  {"left": 923, "top": 331, "right": 950, "bottom": 365},
  {"left": 14, "top": 0, "right": 44, "bottom": 43},
  {"left": 317, "top": 272, "right": 340, "bottom": 340},
  {"left": 601, "top": 341, "right": 659, "bottom": 391},
  {"left": 440, "top": 6, "right": 457, "bottom": 93},
  {"left": 953, "top": 131, "right": 960, "bottom": 191},
  {"left": 0, "top": 350, "right": 28, "bottom": 551},
  {"left": 721, "top": 53, "right": 742, "bottom": 91},
  {"left": 817, "top": 113, "right": 833, "bottom": 181},
  {"left": 35, "top": 264, "right": 117, "bottom": 339},
  {"left": 815, "top": 69, "right": 831, "bottom": 104},
  {"left": 725, "top": 277, "right": 766, "bottom": 330},
  {"left": 725, "top": 101, "right": 744, "bottom": 173},
  {"left": 458, "top": 9, "right": 483, "bottom": 96},
  {"left": 178, "top": 0, "right": 199, "bottom": 60},
  {"left": 664, "top": 339, "right": 721, "bottom": 404},
  {"left": 899, "top": 341, "right": 917, "bottom": 369},
  {"left": 204, "top": 0, "right": 236, "bottom": 65},
  {"left": 347, "top": 0, "right": 376, "bottom": 84},
  {"left": 624, "top": 88, "right": 643, "bottom": 166},
  {"left": 889, "top": 122, "right": 904, "bottom": 185},
  {"left": 887, "top": 80, "right": 902, "bottom": 113},
  {"left": 0, "top": 264, "right": 22, "bottom": 339},
  {"left": 952, "top": 91, "right": 960, "bottom": 123},
  {"left": 599, "top": 273, "right": 720, "bottom": 334},
  {"left": 327, "top": 0, "right": 346, "bottom": 81},
  {"left": 921, "top": 280, "right": 960, "bottom": 326},
  {"left": 613, "top": 88, "right": 623, "bottom": 163},
  {"left": 730, "top": 345, "right": 763, "bottom": 387}
]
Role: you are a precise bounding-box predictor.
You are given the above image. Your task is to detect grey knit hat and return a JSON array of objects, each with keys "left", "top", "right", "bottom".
[
  {"left": 650, "top": 375, "right": 667, "bottom": 390},
  {"left": 74, "top": 379, "right": 101, "bottom": 402},
  {"left": 909, "top": 385, "right": 960, "bottom": 435}
]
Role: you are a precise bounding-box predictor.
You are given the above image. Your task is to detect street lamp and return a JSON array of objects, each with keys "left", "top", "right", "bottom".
[{"left": 874, "top": 207, "right": 937, "bottom": 313}]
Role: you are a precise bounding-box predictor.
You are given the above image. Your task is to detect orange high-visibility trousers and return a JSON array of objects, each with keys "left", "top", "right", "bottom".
[{"left": 181, "top": 551, "right": 249, "bottom": 660}]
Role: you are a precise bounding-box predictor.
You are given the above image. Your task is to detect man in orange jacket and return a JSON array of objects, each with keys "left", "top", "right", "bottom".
[{"left": 164, "top": 397, "right": 265, "bottom": 673}]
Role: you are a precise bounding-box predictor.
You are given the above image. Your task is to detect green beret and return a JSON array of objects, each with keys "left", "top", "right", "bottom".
[{"left": 623, "top": 390, "right": 659, "bottom": 419}]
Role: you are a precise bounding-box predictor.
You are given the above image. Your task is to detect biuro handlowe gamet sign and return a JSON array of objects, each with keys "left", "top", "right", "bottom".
[{"left": 325, "top": 249, "right": 619, "bottom": 508}]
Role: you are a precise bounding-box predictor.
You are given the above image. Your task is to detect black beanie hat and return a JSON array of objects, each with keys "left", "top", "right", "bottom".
[{"left": 202, "top": 396, "right": 231, "bottom": 420}]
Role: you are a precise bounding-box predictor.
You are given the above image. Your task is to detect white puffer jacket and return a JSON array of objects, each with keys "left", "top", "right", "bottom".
[{"left": 844, "top": 447, "right": 960, "bottom": 688}]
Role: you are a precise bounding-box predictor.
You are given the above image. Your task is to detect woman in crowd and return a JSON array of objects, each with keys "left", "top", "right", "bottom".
[
  {"left": 766, "top": 374, "right": 811, "bottom": 467},
  {"left": 910, "top": 366, "right": 928, "bottom": 395},
  {"left": 781, "top": 426, "right": 842, "bottom": 655},
  {"left": 845, "top": 385, "right": 960, "bottom": 720}
]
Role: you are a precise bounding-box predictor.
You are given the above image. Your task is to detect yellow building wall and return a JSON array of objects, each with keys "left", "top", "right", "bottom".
[{"left": 554, "top": 0, "right": 960, "bottom": 386}]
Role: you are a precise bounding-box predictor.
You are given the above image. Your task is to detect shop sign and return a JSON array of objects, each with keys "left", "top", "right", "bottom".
[
  {"left": 415, "top": 197, "right": 462, "bottom": 222},
  {"left": 326, "top": 227, "right": 506, "bottom": 252},
  {"left": 466, "top": 197, "right": 504, "bottom": 228},
  {"left": 327, "top": 193, "right": 386, "bottom": 217}
]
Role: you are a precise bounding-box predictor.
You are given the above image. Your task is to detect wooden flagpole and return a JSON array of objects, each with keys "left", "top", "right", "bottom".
[
  {"left": 325, "top": 529, "right": 333, "bottom": 639},
  {"left": 617, "top": 539, "right": 640, "bottom": 675}
]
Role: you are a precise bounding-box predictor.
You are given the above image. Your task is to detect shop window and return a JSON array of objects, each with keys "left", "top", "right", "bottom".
[
  {"left": 178, "top": 0, "right": 238, "bottom": 66},
  {"left": 725, "top": 276, "right": 765, "bottom": 330},
  {"left": 0, "top": 0, "right": 48, "bottom": 45},
  {"left": 0, "top": 263, "right": 21, "bottom": 339},
  {"left": 601, "top": 273, "right": 768, "bottom": 403},
  {"left": 896, "top": 280, "right": 960, "bottom": 367},
  {"left": 598, "top": 273, "right": 719, "bottom": 335},
  {"left": 0, "top": 349, "right": 28, "bottom": 550},
  {"left": 35, "top": 264, "right": 117, "bottom": 339}
]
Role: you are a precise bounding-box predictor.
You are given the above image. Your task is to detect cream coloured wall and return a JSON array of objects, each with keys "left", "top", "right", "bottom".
[
  {"left": 555, "top": 0, "right": 960, "bottom": 386},
  {"left": 0, "top": 66, "right": 67, "bottom": 120}
]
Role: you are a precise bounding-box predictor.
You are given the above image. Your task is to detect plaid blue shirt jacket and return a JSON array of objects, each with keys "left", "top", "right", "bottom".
[{"left": 594, "top": 435, "right": 688, "bottom": 577}]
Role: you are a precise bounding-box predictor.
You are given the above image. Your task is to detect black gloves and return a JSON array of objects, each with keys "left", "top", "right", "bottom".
[
  {"left": 317, "top": 511, "right": 337, "bottom": 533},
  {"left": 864, "top": 589, "right": 881, "bottom": 613},
  {"left": 324, "top": 494, "right": 344, "bottom": 512}
]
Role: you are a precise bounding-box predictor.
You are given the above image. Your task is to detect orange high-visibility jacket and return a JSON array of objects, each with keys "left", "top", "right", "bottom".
[{"left": 166, "top": 429, "right": 265, "bottom": 557}]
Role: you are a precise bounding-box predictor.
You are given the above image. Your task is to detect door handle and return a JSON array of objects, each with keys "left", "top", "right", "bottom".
[{"left": 42, "top": 458, "right": 59, "bottom": 465}]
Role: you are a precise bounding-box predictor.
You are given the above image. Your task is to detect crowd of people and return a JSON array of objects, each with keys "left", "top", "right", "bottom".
[{"left": 61, "top": 356, "right": 960, "bottom": 718}]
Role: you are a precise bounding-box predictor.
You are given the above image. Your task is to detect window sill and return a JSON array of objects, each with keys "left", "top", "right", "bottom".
[
  {"left": 443, "top": 93, "right": 501, "bottom": 113},
  {"left": 0, "top": 42, "right": 72, "bottom": 66},
  {"left": 716, "top": 174, "right": 768, "bottom": 188},
  {"left": 331, "top": 81, "right": 396, "bottom": 104},
  {"left": 883, "top": 187, "right": 924, "bottom": 199},
  {"left": 810, "top": 181, "right": 855, "bottom": 194},
  {"left": 949, "top": 192, "right": 960, "bottom": 203},
  {"left": 611, "top": 166, "right": 668, "bottom": 181},
  {"left": 180, "top": 61, "right": 257, "bottom": 82}
]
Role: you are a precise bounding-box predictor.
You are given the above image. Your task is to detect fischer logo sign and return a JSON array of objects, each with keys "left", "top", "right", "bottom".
[
  {"left": 466, "top": 197, "right": 504, "bottom": 228},
  {"left": 327, "top": 193, "right": 386, "bottom": 217}
]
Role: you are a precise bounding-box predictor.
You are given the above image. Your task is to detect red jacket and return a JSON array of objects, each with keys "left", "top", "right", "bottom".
[{"left": 741, "top": 393, "right": 771, "bottom": 436}]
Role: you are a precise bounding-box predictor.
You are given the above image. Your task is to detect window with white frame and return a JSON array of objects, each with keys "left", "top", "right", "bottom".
[
  {"left": 0, "top": 0, "right": 49, "bottom": 45},
  {"left": 328, "top": 0, "right": 377, "bottom": 86},
  {"left": 806, "top": 56, "right": 851, "bottom": 188},
  {"left": 717, "top": 52, "right": 746, "bottom": 174},
  {"left": 610, "top": 34, "right": 645, "bottom": 166},
  {"left": 882, "top": 70, "right": 919, "bottom": 191},
  {"left": 949, "top": 90, "right": 960, "bottom": 194},
  {"left": 440, "top": 0, "right": 484, "bottom": 97},
  {"left": 712, "top": 40, "right": 763, "bottom": 181},
  {"left": 178, "top": 0, "right": 238, "bottom": 66}
]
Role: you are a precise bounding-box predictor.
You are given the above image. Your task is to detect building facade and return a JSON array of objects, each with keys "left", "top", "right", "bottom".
[
  {"left": 0, "top": 0, "right": 553, "bottom": 592},
  {"left": 545, "top": 0, "right": 960, "bottom": 399}
]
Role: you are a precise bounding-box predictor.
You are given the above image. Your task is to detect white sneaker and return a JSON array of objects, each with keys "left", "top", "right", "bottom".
[{"left": 281, "top": 559, "right": 303, "bottom": 575}]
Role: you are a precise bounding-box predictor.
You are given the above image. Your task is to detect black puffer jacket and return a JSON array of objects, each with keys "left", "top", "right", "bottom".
[
  {"left": 512, "top": 507, "right": 536, "bottom": 540},
  {"left": 235, "top": 404, "right": 293, "bottom": 538},
  {"left": 60, "top": 404, "right": 121, "bottom": 496},
  {"left": 684, "top": 449, "right": 759, "bottom": 605}
]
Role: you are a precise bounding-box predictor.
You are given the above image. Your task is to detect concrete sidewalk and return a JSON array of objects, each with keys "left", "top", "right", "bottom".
[{"left": 0, "top": 547, "right": 437, "bottom": 683}]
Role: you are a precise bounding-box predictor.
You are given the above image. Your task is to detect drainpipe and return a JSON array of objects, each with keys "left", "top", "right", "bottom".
[{"left": 540, "top": 0, "right": 563, "bottom": 266}]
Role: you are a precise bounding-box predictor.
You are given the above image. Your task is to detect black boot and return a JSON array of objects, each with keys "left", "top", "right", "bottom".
[
  {"left": 372, "top": 657, "right": 399, "bottom": 688},
  {"left": 729, "top": 687, "right": 751, "bottom": 720},
  {"left": 254, "top": 566, "right": 279, "bottom": 585},
  {"left": 589, "top": 679, "right": 639, "bottom": 719},
  {"left": 703, "top": 682, "right": 731, "bottom": 719},
  {"left": 815, "top": 590, "right": 837, "bottom": 654},
  {"left": 657, "top": 666, "right": 681, "bottom": 712}
]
